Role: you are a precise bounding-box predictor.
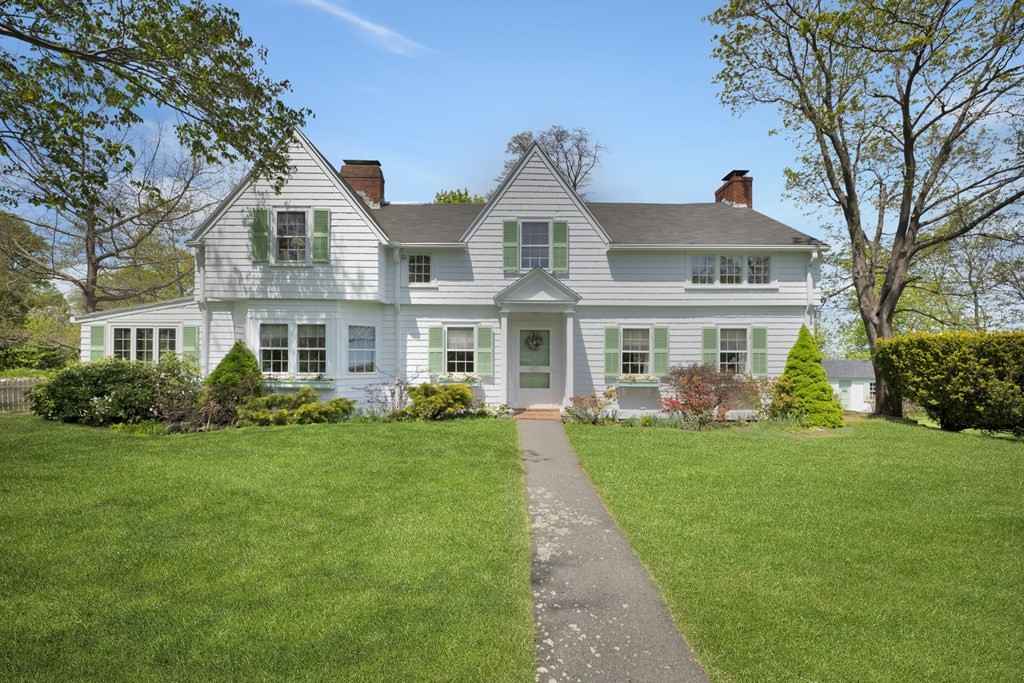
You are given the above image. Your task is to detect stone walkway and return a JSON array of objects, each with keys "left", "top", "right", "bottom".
[{"left": 519, "top": 419, "right": 710, "bottom": 682}]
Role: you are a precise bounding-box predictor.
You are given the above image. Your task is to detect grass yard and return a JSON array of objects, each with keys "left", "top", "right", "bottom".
[
  {"left": 0, "top": 414, "right": 533, "bottom": 682},
  {"left": 567, "top": 419, "right": 1023, "bottom": 683}
]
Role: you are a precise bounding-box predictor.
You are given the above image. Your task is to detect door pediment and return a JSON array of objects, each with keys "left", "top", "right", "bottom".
[{"left": 494, "top": 268, "right": 581, "bottom": 310}]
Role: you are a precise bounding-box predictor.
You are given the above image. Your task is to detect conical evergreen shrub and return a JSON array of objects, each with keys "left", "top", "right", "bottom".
[
  {"left": 201, "top": 340, "right": 265, "bottom": 424},
  {"left": 779, "top": 325, "right": 844, "bottom": 428}
]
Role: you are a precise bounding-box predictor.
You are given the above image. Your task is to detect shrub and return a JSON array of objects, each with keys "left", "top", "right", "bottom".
[
  {"left": 659, "top": 364, "right": 753, "bottom": 429},
  {"left": 777, "top": 326, "right": 844, "bottom": 428},
  {"left": 875, "top": 331, "right": 1024, "bottom": 436},
  {"left": 401, "top": 383, "right": 476, "bottom": 420},
  {"left": 236, "top": 388, "right": 355, "bottom": 427},
  {"left": 564, "top": 387, "right": 618, "bottom": 424},
  {"left": 200, "top": 340, "right": 264, "bottom": 425}
]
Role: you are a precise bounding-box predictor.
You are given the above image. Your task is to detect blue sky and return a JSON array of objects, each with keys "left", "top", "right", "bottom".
[{"left": 218, "top": 0, "right": 823, "bottom": 239}]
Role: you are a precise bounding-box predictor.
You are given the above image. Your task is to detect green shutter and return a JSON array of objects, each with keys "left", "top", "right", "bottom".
[
  {"left": 502, "top": 219, "right": 519, "bottom": 272},
  {"left": 653, "top": 326, "right": 669, "bottom": 376},
  {"left": 604, "top": 327, "right": 620, "bottom": 376},
  {"left": 701, "top": 327, "right": 718, "bottom": 367},
  {"left": 751, "top": 327, "right": 768, "bottom": 376},
  {"left": 252, "top": 207, "right": 269, "bottom": 263},
  {"left": 312, "top": 208, "right": 331, "bottom": 263},
  {"left": 89, "top": 325, "right": 105, "bottom": 360},
  {"left": 182, "top": 326, "right": 199, "bottom": 361},
  {"left": 552, "top": 219, "right": 569, "bottom": 273},
  {"left": 476, "top": 327, "right": 493, "bottom": 377},
  {"left": 428, "top": 326, "right": 444, "bottom": 375}
]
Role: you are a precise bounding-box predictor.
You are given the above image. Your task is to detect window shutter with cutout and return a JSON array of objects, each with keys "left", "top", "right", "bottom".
[
  {"left": 476, "top": 327, "right": 493, "bottom": 377},
  {"left": 552, "top": 220, "right": 569, "bottom": 273},
  {"left": 604, "top": 327, "right": 620, "bottom": 376},
  {"left": 312, "top": 208, "right": 331, "bottom": 263},
  {"left": 428, "top": 326, "right": 444, "bottom": 375},
  {"left": 653, "top": 326, "right": 669, "bottom": 376},
  {"left": 89, "top": 325, "right": 105, "bottom": 360},
  {"left": 502, "top": 219, "right": 519, "bottom": 272},
  {"left": 751, "top": 327, "right": 768, "bottom": 376},
  {"left": 701, "top": 327, "right": 718, "bottom": 367},
  {"left": 252, "top": 208, "right": 269, "bottom": 263},
  {"left": 182, "top": 326, "right": 199, "bottom": 362}
]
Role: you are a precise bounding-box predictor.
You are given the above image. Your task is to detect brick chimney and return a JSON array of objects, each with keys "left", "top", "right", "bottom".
[
  {"left": 714, "top": 170, "right": 752, "bottom": 208},
  {"left": 340, "top": 160, "right": 385, "bottom": 208}
]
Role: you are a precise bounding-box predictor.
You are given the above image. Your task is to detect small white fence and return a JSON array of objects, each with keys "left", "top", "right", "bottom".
[{"left": 0, "top": 378, "right": 45, "bottom": 413}]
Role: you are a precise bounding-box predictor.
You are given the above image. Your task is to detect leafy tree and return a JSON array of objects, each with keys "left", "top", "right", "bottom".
[
  {"left": 708, "top": 0, "right": 1024, "bottom": 416},
  {"left": 497, "top": 126, "right": 606, "bottom": 193},
  {"left": 434, "top": 187, "right": 485, "bottom": 204},
  {"left": 778, "top": 325, "right": 844, "bottom": 428},
  {"left": 0, "top": 1, "right": 309, "bottom": 216}
]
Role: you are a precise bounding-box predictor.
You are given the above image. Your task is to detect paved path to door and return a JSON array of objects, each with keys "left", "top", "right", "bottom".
[{"left": 518, "top": 419, "right": 711, "bottom": 682}]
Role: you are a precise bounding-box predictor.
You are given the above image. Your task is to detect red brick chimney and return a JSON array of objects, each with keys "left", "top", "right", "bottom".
[
  {"left": 340, "top": 160, "right": 385, "bottom": 208},
  {"left": 714, "top": 170, "right": 752, "bottom": 208}
]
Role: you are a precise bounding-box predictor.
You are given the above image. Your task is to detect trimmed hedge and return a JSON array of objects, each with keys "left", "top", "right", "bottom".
[{"left": 875, "top": 331, "right": 1024, "bottom": 435}]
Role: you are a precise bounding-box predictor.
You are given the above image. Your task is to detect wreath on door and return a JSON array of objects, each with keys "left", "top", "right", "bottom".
[{"left": 525, "top": 332, "right": 544, "bottom": 351}]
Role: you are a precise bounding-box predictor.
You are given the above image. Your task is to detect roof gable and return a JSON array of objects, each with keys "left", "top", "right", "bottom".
[
  {"left": 460, "top": 142, "right": 611, "bottom": 245},
  {"left": 188, "top": 128, "right": 389, "bottom": 246}
]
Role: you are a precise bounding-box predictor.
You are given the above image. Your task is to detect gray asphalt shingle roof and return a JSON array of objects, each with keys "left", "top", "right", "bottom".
[
  {"left": 371, "top": 201, "right": 826, "bottom": 247},
  {"left": 822, "top": 359, "right": 875, "bottom": 379}
]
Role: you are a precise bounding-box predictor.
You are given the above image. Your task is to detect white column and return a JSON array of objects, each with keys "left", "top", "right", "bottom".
[
  {"left": 499, "top": 310, "right": 509, "bottom": 406},
  {"left": 564, "top": 311, "right": 574, "bottom": 406}
]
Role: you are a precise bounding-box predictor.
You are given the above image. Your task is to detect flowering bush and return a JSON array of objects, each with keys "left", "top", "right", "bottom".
[
  {"left": 659, "top": 364, "right": 753, "bottom": 429},
  {"left": 564, "top": 386, "right": 618, "bottom": 424}
]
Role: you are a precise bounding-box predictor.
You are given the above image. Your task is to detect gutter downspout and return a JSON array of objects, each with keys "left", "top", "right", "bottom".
[
  {"left": 806, "top": 250, "right": 820, "bottom": 327},
  {"left": 196, "top": 243, "right": 211, "bottom": 375},
  {"left": 392, "top": 246, "right": 403, "bottom": 380}
]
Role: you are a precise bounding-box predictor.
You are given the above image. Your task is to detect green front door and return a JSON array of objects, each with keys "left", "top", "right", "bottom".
[{"left": 519, "top": 329, "right": 551, "bottom": 390}]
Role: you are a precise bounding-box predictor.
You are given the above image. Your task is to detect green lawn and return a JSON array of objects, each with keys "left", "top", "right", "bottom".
[
  {"left": 567, "top": 419, "right": 1024, "bottom": 683},
  {"left": 0, "top": 414, "right": 533, "bottom": 682}
]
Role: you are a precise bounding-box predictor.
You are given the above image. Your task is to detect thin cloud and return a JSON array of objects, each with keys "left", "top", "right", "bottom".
[{"left": 293, "top": 0, "right": 428, "bottom": 56}]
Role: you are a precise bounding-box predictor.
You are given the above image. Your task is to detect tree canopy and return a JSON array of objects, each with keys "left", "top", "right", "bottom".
[
  {"left": 497, "top": 126, "right": 606, "bottom": 193},
  {"left": 434, "top": 188, "right": 485, "bottom": 204},
  {"left": 707, "top": 0, "right": 1024, "bottom": 415},
  {"left": 0, "top": 1, "right": 310, "bottom": 215}
]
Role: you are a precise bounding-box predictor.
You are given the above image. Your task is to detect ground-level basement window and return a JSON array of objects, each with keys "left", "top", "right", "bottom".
[
  {"left": 719, "top": 328, "right": 748, "bottom": 374},
  {"left": 446, "top": 327, "right": 475, "bottom": 373},
  {"left": 113, "top": 327, "right": 177, "bottom": 361}
]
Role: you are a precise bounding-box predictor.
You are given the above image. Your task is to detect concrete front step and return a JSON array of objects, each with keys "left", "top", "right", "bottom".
[{"left": 513, "top": 408, "right": 563, "bottom": 421}]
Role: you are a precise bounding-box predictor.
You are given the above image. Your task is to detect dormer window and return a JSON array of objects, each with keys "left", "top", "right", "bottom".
[{"left": 276, "top": 211, "right": 307, "bottom": 262}]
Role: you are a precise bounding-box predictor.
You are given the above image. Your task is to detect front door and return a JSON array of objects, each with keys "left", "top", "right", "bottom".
[{"left": 517, "top": 328, "right": 556, "bottom": 407}]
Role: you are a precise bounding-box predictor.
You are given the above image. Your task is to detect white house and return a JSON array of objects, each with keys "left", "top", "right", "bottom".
[
  {"left": 823, "top": 359, "right": 876, "bottom": 413},
  {"left": 73, "top": 130, "right": 828, "bottom": 413}
]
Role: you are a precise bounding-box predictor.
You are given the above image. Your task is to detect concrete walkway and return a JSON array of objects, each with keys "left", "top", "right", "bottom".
[{"left": 519, "top": 419, "right": 710, "bottom": 683}]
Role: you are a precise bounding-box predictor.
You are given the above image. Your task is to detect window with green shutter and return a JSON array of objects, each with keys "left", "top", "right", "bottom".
[
  {"left": 476, "top": 327, "right": 493, "bottom": 377},
  {"left": 182, "top": 326, "right": 199, "bottom": 361},
  {"left": 312, "top": 208, "right": 331, "bottom": 263},
  {"left": 502, "top": 219, "right": 519, "bottom": 272},
  {"left": 252, "top": 207, "right": 269, "bottom": 263},
  {"left": 701, "top": 327, "right": 718, "bottom": 367},
  {"left": 552, "top": 220, "right": 569, "bottom": 273},
  {"left": 89, "top": 325, "right": 105, "bottom": 360},
  {"left": 604, "top": 327, "right": 621, "bottom": 376},
  {"left": 751, "top": 327, "right": 768, "bottom": 376}
]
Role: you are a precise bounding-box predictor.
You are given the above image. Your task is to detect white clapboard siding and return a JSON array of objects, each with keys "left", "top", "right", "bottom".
[
  {"left": 77, "top": 300, "right": 203, "bottom": 362},
  {"left": 200, "top": 137, "right": 386, "bottom": 302}
]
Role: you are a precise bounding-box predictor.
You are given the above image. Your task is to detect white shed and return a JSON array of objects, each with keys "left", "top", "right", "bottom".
[{"left": 822, "top": 359, "right": 876, "bottom": 413}]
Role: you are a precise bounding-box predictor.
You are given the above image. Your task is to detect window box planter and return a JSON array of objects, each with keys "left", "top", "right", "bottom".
[
  {"left": 264, "top": 378, "right": 336, "bottom": 390},
  {"left": 436, "top": 375, "right": 481, "bottom": 387},
  {"left": 616, "top": 376, "right": 662, "bottom": 388}
]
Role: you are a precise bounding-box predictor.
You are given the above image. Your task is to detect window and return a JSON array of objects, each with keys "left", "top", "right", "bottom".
[
  {"left": 520, "top": 221, "right": 550, "bottom": 269},
  {"left": 719, "top": 256, "right": 743, "bottom": 285},
  {"left": 113, "top": 328, "right": 132, "bottom": 360},
  {"left": 158, "top": 329, "right": 177, "bottom": 359},
  {"left": 348, "top": 325, "right": 375, "bottom": 373},
  {"left": 408, "top": 254, "right": 431, "bottom": 284},
  {"left": 298, "top": 324, "right": 327, "bottom": 374},
  {"left": 259, "top": 324, "right": 289, "bottom": 373},
  {"left": 446, "top": 327, "right": 475, "bottom": 373},
  {"left": 720, "top": 329, "right": 748, "bottom": 374},
  {"left": 621, "top": 328, "right": 651, "bottom": 375},
  {"left": 868, "top": 382, "right": 877, "bottom": 400},
  {"left": 748, "top": 256, "right": 771, "bottom": 284},
  {"left": 276, "top": 211, "right": 307, "bottom": 262},
  {"left": 692, "top": 256, "right": 715, "bottom": 284},
  {"left": 135, "top": 328, "right": 154, "bottom": 362}
]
